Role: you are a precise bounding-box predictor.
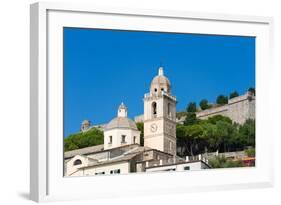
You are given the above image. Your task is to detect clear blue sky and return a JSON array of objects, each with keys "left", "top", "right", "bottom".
[{"left": 64, "top": 27, "right": 255, "bottom": 137}]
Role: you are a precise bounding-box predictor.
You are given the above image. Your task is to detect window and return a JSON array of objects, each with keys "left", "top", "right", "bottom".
[
  {"left": 108, "top": 136, "right": 112, "bottom": 144},
  {"left": 164, "top": 168, "right": 176, "bottom": 171},
  {"left": 152, "top": 102, "right": 157, "bottom": 117},
  {"left": 184, "top": 166, "right": 190, "bottom": 170},
  {"left": 133, "top": 136, "right": 136, "bottom": 144},
  {"left": 95, "top": 172, "right": 105, "bottom": 175},
  {"left": 169, "top": 141, "right": 173, "bottom": 151},
  {"left": 167, "top": 103, "right": 171, "bottom": 117},
  {"left": 154, "top": 88, "right": 157, "bottom": 92},
  {"left": 110, "top": 169, "right": 121, "bottom": 174},
  {"left": 121, "top": 135, "right": 126, "bottom": 143},
  {"left": 161, "top": 88, "right": 164, "bottom": 92},
  {"left": 73, "top": 159, "right": 82, "bottom": 166}
]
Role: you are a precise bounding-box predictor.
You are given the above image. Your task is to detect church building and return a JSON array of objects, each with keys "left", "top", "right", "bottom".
[
  {"left": 64, "top": 67, "right": 209, "bottom": 177},
  {"left": 104, "top": 102, "right": 141, "bottom": 150}
]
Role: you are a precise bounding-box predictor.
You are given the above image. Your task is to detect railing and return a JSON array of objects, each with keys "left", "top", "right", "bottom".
[
  {"left": 144, "top": 91, "right": 176, "bottom": 101},
  {"left": 186, "top": 150, "right": 248, "bottom": 163}
]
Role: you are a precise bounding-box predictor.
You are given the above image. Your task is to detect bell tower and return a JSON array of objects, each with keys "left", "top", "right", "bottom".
[{"left": 143, "top": 67, "right": 177, "bottom": 156}]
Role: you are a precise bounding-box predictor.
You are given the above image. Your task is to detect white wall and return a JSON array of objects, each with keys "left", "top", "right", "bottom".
[
  {"left": 146, "top": 161, "right": 207, "bottom": 172},
  {"left": 83, "top": 161, "right": 130, "bottom": 175},
  {"left": 104, "top": 128, "right": 140, "bottom": 150},
  {"left": 0, "top": 0, "right": 280, "bottom": 205}
]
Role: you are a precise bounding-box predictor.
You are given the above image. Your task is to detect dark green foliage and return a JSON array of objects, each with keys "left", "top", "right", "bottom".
[
  {"left": 64, "top": 128, "right": 104, "bottom": 151},
  {"left": 136, "top": 122, "right": 144, "bottom": 146},
  {"left": 184, "top": 102, "right": 199, "bottom": 126},
  {"left": 199, "top": 99, "right": 209, "bottom": 110},
  {"left": 186, "top": 102, "right": 197, "bottom": 113},
  {"left": 208, "top": 156, "right": 244, "bottom": 168},
  {"left": 248, "top": 87, "right": 256, "bottom": 95},
  {"left": 245, "top": 148, "right": 255, "bottom": 157},
  {"left": 239, "top": 119, "right": 255, "bottom": 147},
  {"left": 184, "top": 112, "right": 198, "bottom": 126},
  {"left": 216, "top": 95, "right": 228, "bottom": 105},
  {"left": 206, "top": 115, "right": 232, "bottom": 125},
  {"left": 176, "top": 116, "right": 255, "bottom": 156},
  {"left": 229, "top": 91, "right": 239, "bottom": 99}
]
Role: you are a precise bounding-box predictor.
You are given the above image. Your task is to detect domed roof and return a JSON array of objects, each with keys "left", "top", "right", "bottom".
[
  {"left": 150, "top": 67, "right": 171, "bottom": 94},
  {"left": 151, "top": 75, "right": 171, "bottom": 87},
  {"left": 105, "top": 117, "right": 138, "bottom": 131}
]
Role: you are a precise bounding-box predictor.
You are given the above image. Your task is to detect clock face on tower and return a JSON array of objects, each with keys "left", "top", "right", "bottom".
[{"left": 150, "top": 123, "right": 158, "bottom": 132}]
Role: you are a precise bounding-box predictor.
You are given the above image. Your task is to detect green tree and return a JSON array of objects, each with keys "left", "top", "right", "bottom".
[
  {"left": 200, "top": 121, "right": 218, "bottom": 152},
  {"left": 184, "top": 112, "right": 198, "bottom": 126},
  {"left": 229, "top": 91, "right": 239, "bottom": 99},
  {"left": 185, "top": 124, "right": 204, "bottom": 156},
  {"left": 64, "top": 128, "right": 104, "bottom": 151},
  {"left": 136, "top": 122, "right": 144, "bottom": 146},
  {"left": 177, "top": 116, "right": 255, "bottom": 156},
  {"left": 239, "top": 119, "right": 255, "bottom": 147},
  {"left": 248, "top": 87, "right": 256, "bottom": 95},
  {"left": 176, "top": 124, "right": 188, "bottom": 156},
  {"left": 206, "top": 115, "right": 232, "bottom": 125},
  {"left": 186, "top": 102, "right": 197, "bottom": 112},
  {"left": 199, "top": 99, "right": 209, "bottom": 110},
  {"left": 216, "top": 95, "right": 228, "bottom": 105},
  {"left": 245, "top": 148, "right": 255, "bottom": 157},
  {"left": 208, "top": 156, "right": 244, "bottom": 168}
]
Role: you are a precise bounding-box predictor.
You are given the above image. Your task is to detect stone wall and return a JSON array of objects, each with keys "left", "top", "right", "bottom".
[
  {"left": 176, "top": 91, "right": 255, "bottom": 125},
  {"left": 196, "top": 91, "right": 255, "bottom": 124}
]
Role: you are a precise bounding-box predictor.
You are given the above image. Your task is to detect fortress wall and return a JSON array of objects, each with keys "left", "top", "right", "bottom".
[
  {"left": 196, "top": 105, "right": 228, "bottom": 120},
  {"left": 196, "top": 92, "right": 255, "bottom": 124}
]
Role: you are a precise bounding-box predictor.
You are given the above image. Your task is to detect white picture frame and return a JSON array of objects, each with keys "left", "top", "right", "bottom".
[{"left": 30, "top": 2, "right": 274, "bottom": 202}]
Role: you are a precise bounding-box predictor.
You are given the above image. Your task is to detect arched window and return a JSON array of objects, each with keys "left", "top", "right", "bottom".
[
  {"left": 73, "top": 159, "right": 82, "bottom": 166},
  {"left": 152, "top": 102, "right": 157, "bottom": 117},
  {"left": 167, "top": 103, "right": 171, "bottom": 117},
  {"left": 169, "top": 141, "right": 173, "bottom": 151},
  {"left": 133, "top": 136, "right": 136, "bottom": 144}
]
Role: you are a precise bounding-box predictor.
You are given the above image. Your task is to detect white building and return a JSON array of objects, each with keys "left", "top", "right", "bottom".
[
  {"left": 64, "top": 67, "right": 209, "bottom": 177},
  {"left": 104, "top": 103, "right": 141, "bottom": 150}
]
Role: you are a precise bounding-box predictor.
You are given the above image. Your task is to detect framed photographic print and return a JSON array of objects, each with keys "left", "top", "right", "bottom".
[{"left": 30, "top": 2, "right": 274, "bottom": 202}]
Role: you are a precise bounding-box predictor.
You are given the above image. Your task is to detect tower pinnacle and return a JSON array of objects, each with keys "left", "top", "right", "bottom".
[{"left": 158, "top": 67, "right": 164, "bottom": 76}]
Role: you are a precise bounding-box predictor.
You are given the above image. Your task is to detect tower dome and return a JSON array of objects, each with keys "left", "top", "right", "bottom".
[
  {"left": 105, "top": 103, "right": 138, "bottom": 131},
  {"left": 150, "top": 67, "right": 171, "bottom": 95}
]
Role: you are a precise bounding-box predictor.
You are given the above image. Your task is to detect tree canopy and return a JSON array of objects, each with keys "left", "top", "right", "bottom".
[
  {"left": 229, "top": 91, "right": 239, "bottom": 99},
  {"left": 216, "top": 95, "right": 228, "bottom": 105},
  {"left": 248, "top": 87, "right": 256, "bottom": 95},
  {"left": 64, "top": 128, "right": 104, "bottom": 151},
  {"left": 208, "top": 156, "right": 244, "bottom": 168},
  {"left": 177, "top": 115, "right": 255, "bottom": 157},
  {"left": 199, "top": 99, "right": 210, "bottom": 110},
  {"left": 186, "top": 102, "right": 197, "bottom": 112}
]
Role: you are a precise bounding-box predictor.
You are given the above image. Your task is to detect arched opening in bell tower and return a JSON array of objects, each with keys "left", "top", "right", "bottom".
[
  {"left": 167, "top": 103, "right": 171, "bottom": 118},
  {"left": 152, "top": 102, "right": 157, "bottom": 118}
]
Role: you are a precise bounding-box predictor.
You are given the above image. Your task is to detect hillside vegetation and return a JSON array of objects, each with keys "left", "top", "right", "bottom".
[{"left": 64, "top": 128, "right": 103, "bottom": 151}]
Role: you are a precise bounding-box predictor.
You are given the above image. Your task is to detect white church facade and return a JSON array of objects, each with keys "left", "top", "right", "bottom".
[{"left": 64, "top": 67, "right": 210, "bottom": 177}]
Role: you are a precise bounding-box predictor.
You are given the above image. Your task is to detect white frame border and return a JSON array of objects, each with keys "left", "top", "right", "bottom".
[{"left": 30, "top": 2, "right": 274, "bottom": 202}]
